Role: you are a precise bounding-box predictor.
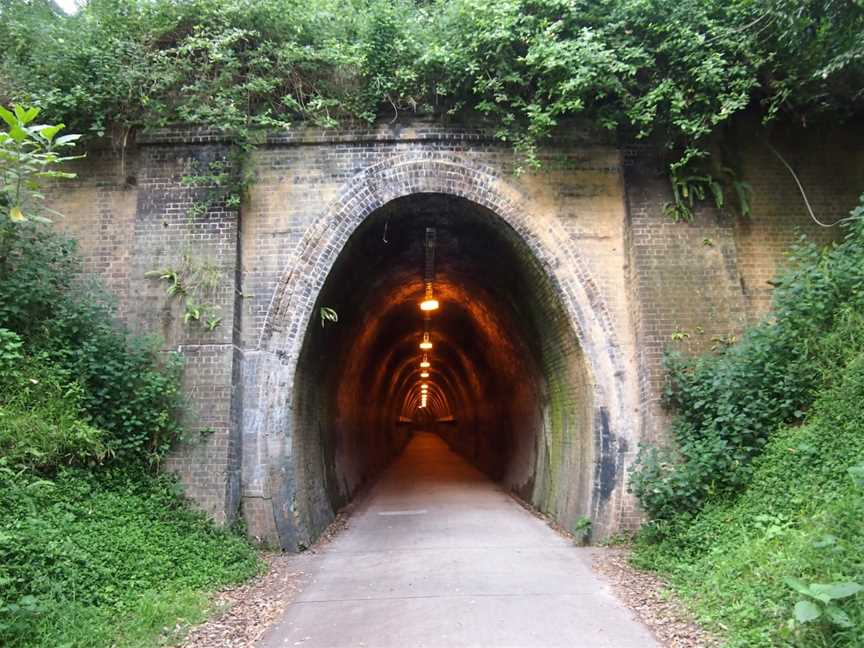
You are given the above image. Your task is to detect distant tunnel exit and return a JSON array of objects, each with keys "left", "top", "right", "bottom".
[{"left": 290, "top": 194, "right": 596, "bottom": 543}]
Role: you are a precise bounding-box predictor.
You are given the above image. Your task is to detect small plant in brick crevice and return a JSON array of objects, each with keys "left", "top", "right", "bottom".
[
  {"left": 573, "top": 516, "right": 592, "bottom": 545},
  {"left": 146, "top": 247, "right": 223, "bottom": 331},
  {"left": 320, "top": 306, "right": 338, "bottom": 328},
  {"left": 180, "top": 148, "right": 254, "bottom": 220}
]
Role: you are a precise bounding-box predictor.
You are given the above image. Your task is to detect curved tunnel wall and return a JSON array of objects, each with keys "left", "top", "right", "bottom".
[{"left": 291, "top": 194, "right": 595, "bottom": 545}]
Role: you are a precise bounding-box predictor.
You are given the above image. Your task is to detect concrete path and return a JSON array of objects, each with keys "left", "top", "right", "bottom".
[{"left": 259, "top": 432, "right": 659, "bottom": 648}]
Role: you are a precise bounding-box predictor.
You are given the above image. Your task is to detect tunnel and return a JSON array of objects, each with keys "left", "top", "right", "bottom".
[{"left": 290, "top": 194, "right": 595, "bottom": 545}]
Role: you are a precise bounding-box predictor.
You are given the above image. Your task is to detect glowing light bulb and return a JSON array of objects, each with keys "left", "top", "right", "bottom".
[
  {"left": 419, "top": 331, "right": 433, "bottom": 350},
  {"left": 420, "top": 371, "right": 429, "bottom": 378},
  {"left": 420, "top": 354, "right": 430, "bottom": 369},
  {"left": 419, "top": 283, "right": 439, "bottom": 311}
]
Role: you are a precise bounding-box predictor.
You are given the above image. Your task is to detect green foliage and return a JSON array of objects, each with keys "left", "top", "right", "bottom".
[
  {"left": 0, "top": 103, "right": 81, "bottom": 223},
  {"left": 2, "top": 0, "right": 862, "bottom": 218},
  {"left": 786, "top": 576, "right": 862, "bottom": 629},
  {"left": 181, "top": 154, "right": 250, "bottom": 218},
  {"left": 147, "top": 246, "right": 224, "bottom": 332},
  {"left": 0, "top": 222, "right": 185, "bottom": 463},
  {"left": 631, "top": 196, "right": 864, "bottom": 646},
  {"left": 0, "top": 330, "right": 109, "bottom": 471},
  {"left": 0, "top": 466, "right": 261, "bottom": 647},
  {"left": 633, "top": 356, "right": 864, "bottom": 646},
  {"left": 572, "top": 515, "right": 592, "bottom": 545},
  {"left": 0, "top": 103, "right": 260, "bottom": 648},
  {"left": 630, "top": 196, "right": 864, "bottom": 520}
]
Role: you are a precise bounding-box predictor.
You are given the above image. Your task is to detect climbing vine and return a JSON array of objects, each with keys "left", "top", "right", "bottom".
[{"left": 1, "top": 0, "right": 862, "bottom": 219}]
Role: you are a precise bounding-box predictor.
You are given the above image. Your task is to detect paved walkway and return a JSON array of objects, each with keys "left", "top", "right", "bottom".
[{"left": 259, "top": 432, "right": 659, "bottom": 648}]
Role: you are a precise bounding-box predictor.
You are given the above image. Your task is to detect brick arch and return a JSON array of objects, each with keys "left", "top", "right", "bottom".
[{"left": 255, "top": 151, "right": 634, "bottom": 548}]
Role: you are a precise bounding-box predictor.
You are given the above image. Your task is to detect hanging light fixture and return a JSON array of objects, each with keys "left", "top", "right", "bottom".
[
  {"left": 419, "top": 282, "right": 439, "bottom": 312},
  {"left": 419, "top": 228, "right": 439, "bottom": 311},
  {"left": 420, "top": 354, "right": 430, "bottom": 369},
  {"left": 419, "top": 331, "right": 433, "bottom": 350},
  {"left": 420, "top": 371, "right": 430, "bottom": 378}
]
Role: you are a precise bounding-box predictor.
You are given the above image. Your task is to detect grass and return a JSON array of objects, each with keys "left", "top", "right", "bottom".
[
  {"left": 633, "top": 354, "right": 864, "bottom": 647},
  {"left": 0, "top": 466, "right": 262, "bottom": 648}
]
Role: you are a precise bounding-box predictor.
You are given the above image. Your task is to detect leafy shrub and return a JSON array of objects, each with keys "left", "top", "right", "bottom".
[
  {"left": 0, "top": 329, "right": 108, "bottom": 470},
  {"left": 631, "top": 196, "right": 864, "bottom": 646},
  {"left": 0, "top": 222, "right": 184, "bottom": 464},
  {"left": 630, "top": 196, "right": 864, "bottom": 519},
  {"left": 0, "top": 104, "right": 259, "bottom": 647},
  {"left": 633, "top": 352, "right": 864, "bottom": 646}
]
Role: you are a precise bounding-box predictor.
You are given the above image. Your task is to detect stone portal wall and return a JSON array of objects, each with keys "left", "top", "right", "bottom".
[{"left": 49, "top": 120, "right": 864, "bottom": 546}]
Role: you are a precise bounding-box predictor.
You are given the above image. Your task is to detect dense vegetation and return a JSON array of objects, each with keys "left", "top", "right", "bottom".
[
  {"left": 631, "top": 197, "right": 864, "bottom": 646},
  {"left": 2, "top": 2, "right": 864, "bottom": 645},
  {"left": 0, "top": 110, "right": 260, "bottom": 646},
  {"left": 2, "top": 0, "right": 863, "bottom": 217}
]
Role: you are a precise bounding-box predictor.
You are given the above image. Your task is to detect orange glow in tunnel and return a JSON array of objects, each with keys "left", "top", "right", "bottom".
[{"left": 291, "top": 193, "right": 594, "bottom": 540}]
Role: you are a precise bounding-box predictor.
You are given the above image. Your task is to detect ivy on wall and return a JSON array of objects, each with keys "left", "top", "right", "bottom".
[{"left": 1, "top": 0, "right": 862, "bottom": 219}]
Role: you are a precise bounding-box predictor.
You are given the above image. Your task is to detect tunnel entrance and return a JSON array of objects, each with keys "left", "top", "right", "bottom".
[{"left": 290, "top": 194, "right": 596, "bottom": 544}]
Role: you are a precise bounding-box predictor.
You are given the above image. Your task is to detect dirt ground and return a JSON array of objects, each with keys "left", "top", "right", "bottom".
[{"left": 592, "top": 547, "right": 718, "bottom": 648}]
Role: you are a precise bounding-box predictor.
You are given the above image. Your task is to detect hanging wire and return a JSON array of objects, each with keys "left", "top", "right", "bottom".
[
  {"left": 767, "top": 143, "right": 853, "bottom": 228},
  {"left": 424, "top": 227, "right": 436, "bottom": 282}
]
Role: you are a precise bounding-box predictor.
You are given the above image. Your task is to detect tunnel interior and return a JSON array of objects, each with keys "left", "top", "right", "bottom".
[{"left": 291, "top": 194, "right": 595, "bottom": 545}]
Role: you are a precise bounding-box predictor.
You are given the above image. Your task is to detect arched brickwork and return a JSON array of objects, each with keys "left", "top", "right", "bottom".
[{"left": 254, "top": 151, "right": 636, "bottom": 548}]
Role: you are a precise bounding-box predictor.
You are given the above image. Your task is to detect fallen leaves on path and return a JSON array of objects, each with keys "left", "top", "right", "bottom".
[
  {"left": 181, "top": 511, "right": 350, "bottom": 648},
  {"left": 592, "top": 547, "right": 718, "bottom": 648},
  {"left": 181, "top": 552, "right": 304, "bottom": 648}
]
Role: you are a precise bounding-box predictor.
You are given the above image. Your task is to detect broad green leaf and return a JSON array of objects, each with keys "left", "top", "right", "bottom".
[
  {"left": 811, "top": 582, "right": 863, "bottom": 600},
  {"left": 55, "top": 134, "right": 82, "bottom": 146},
  {"left": 793, "top": 600, "right": 821, "bottom": 624},
  {"left": 36, "top": 124, "right": 64, "bottom": 143},
  {"left": 8, "top": 125, "right": 28, "bottom": 143},
  {"left": 13, "top": 105, "right": 39, "bottom": 124},
  {"left": 825, "top": 605, "right": 853, "bottom": 628},
  {"left": 0, "top": 106, "right": 17, "bottom": 129},
  {"left": 785, "top": 577, "right": 814, "bottom": 598}
]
